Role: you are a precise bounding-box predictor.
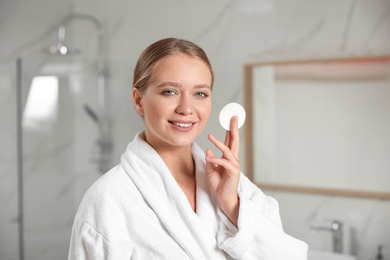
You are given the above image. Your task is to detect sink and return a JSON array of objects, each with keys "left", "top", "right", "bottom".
[{"left": 308, "top": 250, "right": 357, "bottom": 260}]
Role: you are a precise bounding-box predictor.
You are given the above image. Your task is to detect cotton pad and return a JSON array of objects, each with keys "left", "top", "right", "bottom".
[{"left": 219, "top": 102, "right": 246, "bottom": 131}]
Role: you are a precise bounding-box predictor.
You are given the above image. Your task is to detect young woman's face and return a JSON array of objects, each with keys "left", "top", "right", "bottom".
[{"left": 133, "top": 53, "right": 212, "bottom": 149}]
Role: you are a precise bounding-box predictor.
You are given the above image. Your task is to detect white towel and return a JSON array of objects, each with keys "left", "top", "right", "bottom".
[{"left": 68, "top": 132, "right": 308, "bottom": 259}]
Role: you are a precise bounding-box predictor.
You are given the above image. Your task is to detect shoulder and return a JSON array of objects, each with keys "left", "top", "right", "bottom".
[
  {"left": 85, "top": 164, "right": 133, "bottom": 201},
  {"left": 69, "top": 165, "right": 139, "bottom": 259},
  {"left": 73, "top": 164, "right": 140, "bottom": 227}
]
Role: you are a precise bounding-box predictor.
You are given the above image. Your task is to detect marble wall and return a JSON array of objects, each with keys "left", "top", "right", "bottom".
[{"left": 0, "top": 0, "right": 389, "bottom": 259}]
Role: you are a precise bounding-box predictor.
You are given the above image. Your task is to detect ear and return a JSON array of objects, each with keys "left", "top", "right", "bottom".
[{"left": 132, "top": 88, "right": 145, "bottom": 116}]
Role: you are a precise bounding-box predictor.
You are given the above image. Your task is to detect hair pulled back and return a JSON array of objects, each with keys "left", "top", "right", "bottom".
[{"left": 133, "top": 38, "right": 214, "bottom": 93}]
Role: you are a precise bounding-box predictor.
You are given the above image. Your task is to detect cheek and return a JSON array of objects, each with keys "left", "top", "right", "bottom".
[
  {"left": 143, "top": 97, "right": 173, "bottom": 119},
  {"left": 199, "top": 101, "right": 212, "bottom": 120},
  {"left": 144, "top": 103, "right": 162, "bottom": 119}
]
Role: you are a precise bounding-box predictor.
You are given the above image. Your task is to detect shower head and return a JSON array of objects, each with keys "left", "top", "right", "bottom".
[
  {"left": 43, "top": 44, "right": 81, "bottom": 56},
  {"left": 42, "top": 25, "right": 81, "bottom": 56}
]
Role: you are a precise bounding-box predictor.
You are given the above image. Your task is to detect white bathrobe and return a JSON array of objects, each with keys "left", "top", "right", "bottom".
[{"left": 68, "top": 132, "right": 308, "bottom": 260}]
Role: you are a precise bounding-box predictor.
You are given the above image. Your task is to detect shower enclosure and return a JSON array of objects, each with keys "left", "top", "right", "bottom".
[
  {"left": 0, "top": 59, "right": 20, "bottom": 259},
  {"left": 0, "top": 14, "right": 114, "bottom": 260}
]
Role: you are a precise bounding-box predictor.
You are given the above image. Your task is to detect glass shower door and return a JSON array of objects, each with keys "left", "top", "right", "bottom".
[
  {"left": 21, "top": 63, "right": 105, "bottom": 259},
  {"left": 0, "top": 57, "right": 110, "bottom": 260},
  {"left": 22, "top": 74, "right": 75, "bottom": 259}
]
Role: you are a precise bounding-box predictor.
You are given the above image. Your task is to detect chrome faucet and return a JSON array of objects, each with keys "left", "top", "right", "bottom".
[{"left": 311, "top": 220, "right": 343, "bottom": 253}]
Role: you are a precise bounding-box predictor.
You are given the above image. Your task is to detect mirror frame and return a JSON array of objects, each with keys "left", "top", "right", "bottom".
[{"left": 243, "top": 56, "right": 390, "bottom": 200}]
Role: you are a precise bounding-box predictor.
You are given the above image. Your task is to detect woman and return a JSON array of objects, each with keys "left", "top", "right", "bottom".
[{"left": 68, "top": 38, "right": 308, "bottom": 259}]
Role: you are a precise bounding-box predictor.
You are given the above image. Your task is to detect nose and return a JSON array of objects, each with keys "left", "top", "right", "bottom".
[{"left": 175, "top": 95, "right": 193, "bottom": 115}]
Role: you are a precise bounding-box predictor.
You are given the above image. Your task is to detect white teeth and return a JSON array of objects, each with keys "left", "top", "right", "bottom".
[{"left": 174, "top": 122, "right": 192, "bottom": 128}]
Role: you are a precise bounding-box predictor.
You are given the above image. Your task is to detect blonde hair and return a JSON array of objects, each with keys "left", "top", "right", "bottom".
[{"left": 133, "top": 38, "right": 214, "bottom": 93}]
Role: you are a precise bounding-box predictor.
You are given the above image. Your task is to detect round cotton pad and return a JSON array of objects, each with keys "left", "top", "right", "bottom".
[{"left": 219, "top": 102, "right": 246, "bottom": 131}]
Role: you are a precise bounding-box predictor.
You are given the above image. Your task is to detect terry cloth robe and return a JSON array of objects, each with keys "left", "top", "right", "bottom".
[{"left": 68, "top": 132, "right": 308, "bottom": 260}]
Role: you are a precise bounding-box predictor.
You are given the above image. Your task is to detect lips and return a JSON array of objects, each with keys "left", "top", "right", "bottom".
[{"left": 169, "top": 120, "right": 196, "bottom": 128}]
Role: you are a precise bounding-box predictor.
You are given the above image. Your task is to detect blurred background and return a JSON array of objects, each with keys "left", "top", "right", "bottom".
[{"left": 0, "top": 0, "right": 389, "bottom": 259}]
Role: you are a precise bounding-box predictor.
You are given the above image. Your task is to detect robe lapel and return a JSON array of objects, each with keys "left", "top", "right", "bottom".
[{"left": 120, "top": 134, "right": 226, "bottom": 260}]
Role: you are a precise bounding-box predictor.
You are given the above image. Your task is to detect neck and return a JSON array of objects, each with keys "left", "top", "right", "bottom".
[
  {"left": 142, "top": 132, "right": 194, "bottom": 178},
  {"left": 141, "top": 132, "right": 197, "bottom": 212},
  {"left": 161, "top": 147, "right": 194, "bottom": 179}
]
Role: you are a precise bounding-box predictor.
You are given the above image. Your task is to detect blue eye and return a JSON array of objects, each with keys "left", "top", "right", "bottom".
[
  {"left": 195, "top": 92, "right": 208, "bottom": 98},
  {"left": 162, "top": 89, "right": 176, "bottom": 96}
]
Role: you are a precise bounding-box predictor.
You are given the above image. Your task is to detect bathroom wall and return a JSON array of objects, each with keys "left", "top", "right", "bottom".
[{"left": 0, "top": 0, "right": 389, "bottom": 259}]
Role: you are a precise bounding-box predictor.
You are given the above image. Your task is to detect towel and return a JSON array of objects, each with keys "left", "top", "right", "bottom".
[{"left": 68, "top": 132, "right": 308, "bottom": 259}]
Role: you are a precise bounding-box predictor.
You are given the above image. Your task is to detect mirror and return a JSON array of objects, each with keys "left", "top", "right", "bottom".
[{"left": 244, "top": 56, "right": 390, "bottom": 199}]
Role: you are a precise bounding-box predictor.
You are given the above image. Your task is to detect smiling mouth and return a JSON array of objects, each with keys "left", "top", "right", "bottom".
[{"left": 169, "top": 121, "right": 194, "bottom": 128}]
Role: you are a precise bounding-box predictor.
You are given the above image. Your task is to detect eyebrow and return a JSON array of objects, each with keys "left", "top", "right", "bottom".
[
  {"left": 156, "top": 81, "right": 211, "bottom": 89},
  {"left": 156, "top": 81, "right": 181, "bottom": 88}
]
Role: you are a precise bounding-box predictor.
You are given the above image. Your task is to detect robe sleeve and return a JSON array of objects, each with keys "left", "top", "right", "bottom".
[{"left": 217, "top": 173, "right": 308, "bottom": 260}]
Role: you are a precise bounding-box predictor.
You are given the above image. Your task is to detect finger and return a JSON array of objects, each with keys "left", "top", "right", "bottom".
[
  {"left": 224, "top": 129, "right": 230, "bottom": 147},
  {"left": 205, "top": 148, "right": 217, "bottom": 172},
  {"left": 206, "top": 156, "right": 240, "bottom": 177},
  {"left": 208, "top": 134, "right": 238, "bottom": 163},
  {"left": 229, "top": 116, "right": 240, "bottom": 158},
  {"left": 205, "top": 148, "right": 222, "bottom": 191}
]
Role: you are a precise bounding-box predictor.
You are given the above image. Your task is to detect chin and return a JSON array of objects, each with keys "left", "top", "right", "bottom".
[{"left": 169, "top": 135, "right": 196, "bottom": 147}]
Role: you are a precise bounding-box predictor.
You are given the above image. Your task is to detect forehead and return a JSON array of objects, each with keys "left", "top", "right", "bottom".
[{"left": 152, "top": 53, "right": 211, "bottom": 77}]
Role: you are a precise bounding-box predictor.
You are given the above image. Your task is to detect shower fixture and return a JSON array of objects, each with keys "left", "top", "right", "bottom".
[
  {"left": 83, "top": 104, "right": 99, "bottom": 124},
  {"left": 43, "top": 13, "right": 112, "bottom": 173},
  {"left": 44, "top": 26, "right": 81, "bottom": 56}
]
